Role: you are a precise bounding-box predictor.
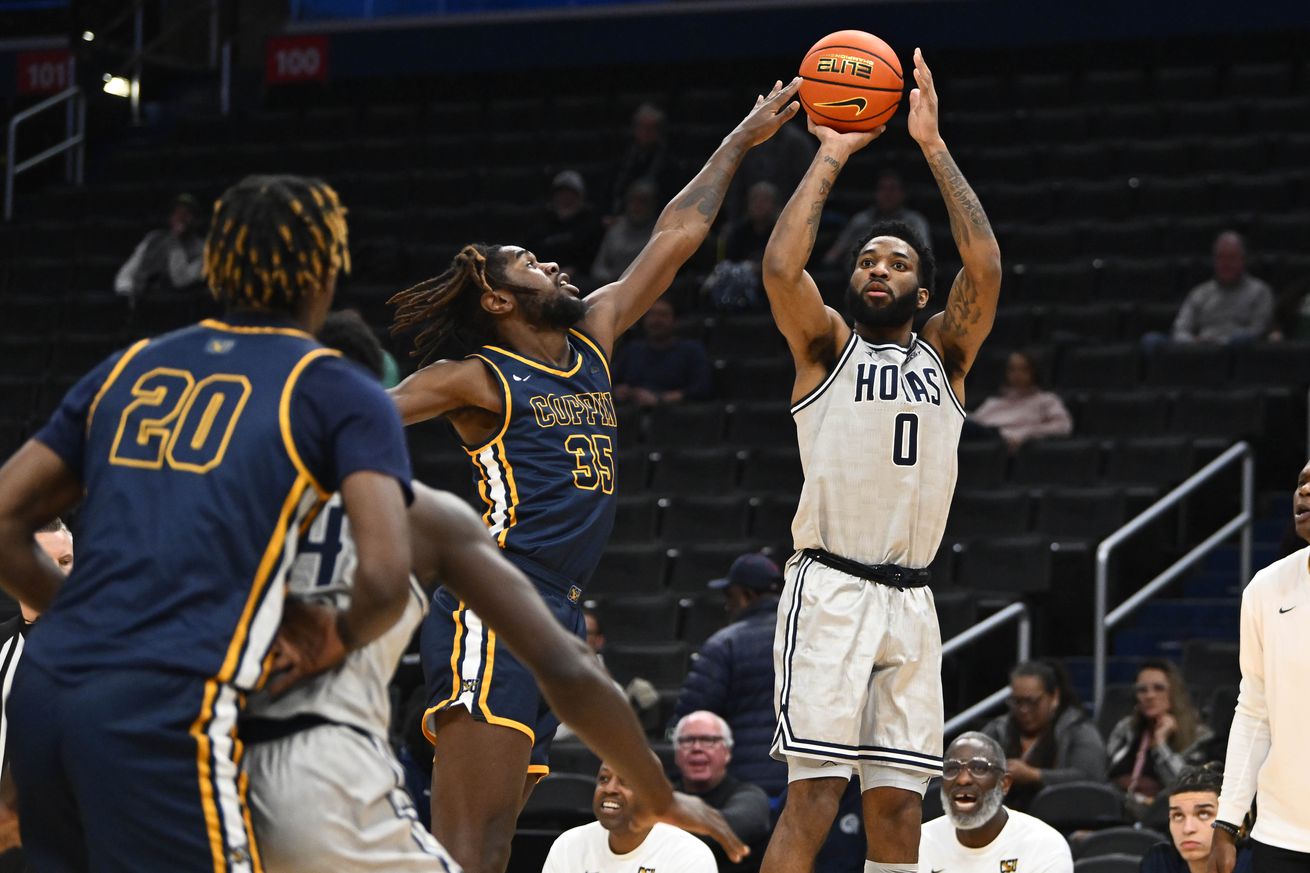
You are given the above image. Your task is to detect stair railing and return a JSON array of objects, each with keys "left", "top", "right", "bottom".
[
  {"left": 1093, "top": 441, "right": 1253, "bottom": 715},
  {"left": 5, "top": 86, "right": 85, "bottom": 222},
  {"left": 942, "top": 601, "right": 1031, "bottom": 734}
]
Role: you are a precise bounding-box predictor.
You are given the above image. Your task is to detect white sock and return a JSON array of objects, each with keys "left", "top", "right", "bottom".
[{"left": 865, "top": 862, "right": 917, "bottom": 873}]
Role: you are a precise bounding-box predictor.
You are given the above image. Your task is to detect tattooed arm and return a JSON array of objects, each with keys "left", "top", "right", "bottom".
[
  {"left": 761, "top": 118, "right": 884, "bottom": 401},
  {"left": 911, "top": 49, "right": 1003, "bottom": 391},
  {"left": 582, "top": 79, "right": 801, "bottom": 354}
]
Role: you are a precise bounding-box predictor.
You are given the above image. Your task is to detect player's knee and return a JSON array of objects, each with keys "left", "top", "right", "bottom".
[
  {"left": 863, "top": 787, "right": 922, "bottom": 835},
  {"left": 783, "top": 777, "right": 848, "bottom": 822}
]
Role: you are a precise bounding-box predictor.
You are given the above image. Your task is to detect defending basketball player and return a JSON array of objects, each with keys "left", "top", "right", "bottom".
[
  {"left": 758, "top": 49, "right": 1001, "bottom": 873},
  {"left": 386, "top": 79, "right": 801, "bottom": 873}
]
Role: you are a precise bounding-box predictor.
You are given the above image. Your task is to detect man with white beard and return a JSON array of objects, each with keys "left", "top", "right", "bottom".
[{"left": 919, "top": 734, "right": 1071, "bottom": 873}]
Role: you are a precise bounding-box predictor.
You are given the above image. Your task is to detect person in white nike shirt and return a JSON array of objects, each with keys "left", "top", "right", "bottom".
[
  {"left": 543, "top": 763, "right": 717, "bottom": 873},
  {"left": 1209, "top": 459, "right": 1310, "bottom": 873},
  {"left": 919, "top": 734, "right": 1071, "bottom": 873}
]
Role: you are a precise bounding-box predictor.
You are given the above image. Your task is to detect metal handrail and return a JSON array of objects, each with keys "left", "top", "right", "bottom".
[
  {"left": 5, "top": 86, "right": 86, "bottom": 222},
  {"left": 1093, "top": 441, "right": 1253, "bottom": 714},
  {"left": 943, "top": 601, "right": 1031, "bottom": 734}
]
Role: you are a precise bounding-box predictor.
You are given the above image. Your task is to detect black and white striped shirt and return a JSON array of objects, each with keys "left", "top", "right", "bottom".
[{"left": 0, "top": 615, "right": 29, "bottom": 776}]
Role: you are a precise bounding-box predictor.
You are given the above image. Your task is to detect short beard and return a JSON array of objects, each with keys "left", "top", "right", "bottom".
[
  {"left": 515, "top": 287, "right": 587, "bottom": 330},
  {"left": 942, "top": 782, "right": 1006, "bottom": 831},
  {"left": 846, "top": 281, "right": 921, "bottom": 329}
]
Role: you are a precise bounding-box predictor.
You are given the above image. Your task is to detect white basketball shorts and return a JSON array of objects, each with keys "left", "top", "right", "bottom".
[
  {"left": 770, "top": 550, "right": 944, "bottom": 793},
  {"left": 245, "top": 723, "right": 460, "bottom": 873}
]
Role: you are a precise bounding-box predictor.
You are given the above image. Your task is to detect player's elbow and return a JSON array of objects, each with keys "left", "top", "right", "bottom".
[{"left": 760, "top": 251, "right": 796, "bottom": 285}]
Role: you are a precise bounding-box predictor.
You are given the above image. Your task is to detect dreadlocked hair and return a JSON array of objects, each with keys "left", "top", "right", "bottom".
[
  {"left": 204, "top": 174, "right": 350, "bottom": 313},
  {"left": 389, "top": 243, "right": 511, "bottom": 363}
]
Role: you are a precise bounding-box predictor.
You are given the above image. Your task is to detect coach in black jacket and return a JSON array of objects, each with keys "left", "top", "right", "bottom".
[{"left": 672, "top": 553, "right": 787, "bottom": 797}]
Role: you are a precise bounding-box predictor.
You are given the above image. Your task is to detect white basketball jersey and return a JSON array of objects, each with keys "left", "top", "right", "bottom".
[
  {"left": 246, "top": 493, "right": 426, "bottom": 738},
  {"left": 790, "top": 331, "right": 964, "bottom": 568}
]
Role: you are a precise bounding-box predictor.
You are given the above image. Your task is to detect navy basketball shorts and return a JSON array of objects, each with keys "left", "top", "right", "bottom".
[
  {"left": 419, "top": 583, "right": 585, "bottom": 777},
  {"left": 8, "top": 660, "right": 261, "bottom": 873}
]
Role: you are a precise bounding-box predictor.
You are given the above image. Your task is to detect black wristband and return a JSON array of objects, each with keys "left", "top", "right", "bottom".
[{"left": 1212, "top": 820, "right": 1241, "bottom": 839}]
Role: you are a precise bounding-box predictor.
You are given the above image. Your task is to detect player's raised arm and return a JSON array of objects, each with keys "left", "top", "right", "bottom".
[
  {"left": 388, "top": 358, "right": 500, "bottom": 426},
  {"left": 911, "top": 48, "right": 1002, "bottom": 382},
  {"left": 408, "top": 485, "right": 749, "bottom": 864},
  {"left": 582, "top": 79, "right": 802, "bottom": 352},
  {"left": 760, "top": 119, "right": 883, "bottom": 381}
]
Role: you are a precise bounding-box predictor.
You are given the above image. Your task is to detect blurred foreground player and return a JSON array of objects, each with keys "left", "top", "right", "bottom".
[
  {"left": 388, "top": 79, "right": 802, "bottom": 873},
  {"left": 1209, "top": 459, "right": 1310, "bottom": 873},
  {"left": 0, "top": 175, "right": 415, "bottom": 872},
  {"left": 758, "top": 49, "right": 1001, "bottom": 873}
]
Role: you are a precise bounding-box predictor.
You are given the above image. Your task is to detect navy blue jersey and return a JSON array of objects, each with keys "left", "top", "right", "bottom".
[
  {"left": 29, "top": 314, "right": 412, "bottom": 692},
  {"left": 466, "top": 328, "right": 616, "bottom": 590}
]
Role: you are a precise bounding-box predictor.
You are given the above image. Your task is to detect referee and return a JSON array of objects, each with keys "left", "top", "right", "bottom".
[
  {"left": 1210, "top": 461, "right": 1310, "bottom": 873},
  {"left": 0, "top": 517, "right": 71, "bottom": 775}
]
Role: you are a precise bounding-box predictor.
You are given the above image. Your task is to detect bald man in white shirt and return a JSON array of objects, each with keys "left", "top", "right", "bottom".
[
  {"left": 919, "top": 733, "right": 1071, "bottom": 873},
  {"left": 1210, "top": 459, "right": 1310, "bottom": 873}
]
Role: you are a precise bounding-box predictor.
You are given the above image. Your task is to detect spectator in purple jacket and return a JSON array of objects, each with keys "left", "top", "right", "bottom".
[{"left": 613, "top": 297, "right": 713, "bottom": 407}]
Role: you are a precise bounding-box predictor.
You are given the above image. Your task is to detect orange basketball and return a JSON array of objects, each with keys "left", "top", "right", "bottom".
[{"left": 798, "top": 30, "right": 904, "bottom": 133}]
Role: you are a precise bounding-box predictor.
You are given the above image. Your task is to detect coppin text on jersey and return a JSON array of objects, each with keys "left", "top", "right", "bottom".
[{"left": 529, "top": 391, "right": 618, "bottom": 428}]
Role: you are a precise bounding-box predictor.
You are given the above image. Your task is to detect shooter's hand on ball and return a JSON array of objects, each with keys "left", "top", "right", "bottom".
[{"left": 805, "top": 115, "right": 886, "bottom": 156}]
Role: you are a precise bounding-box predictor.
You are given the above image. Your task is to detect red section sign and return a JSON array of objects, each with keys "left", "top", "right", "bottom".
[
  {"left": 16, "top": 49, "right": 74, "bottom": 96},
  {"left": 266, "top": 35, "right": 329, "bottom": 85}
]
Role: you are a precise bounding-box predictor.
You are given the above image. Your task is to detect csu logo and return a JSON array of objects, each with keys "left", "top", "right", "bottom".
[
  {"left": 1000, "top": 860, "right": 1018, "bottom": 873},
  {"left": 461, "top": 679, "right": 479, "bottom": 695},
  {"left": 638, "top": 868, "right": 657, "bottom": 873}
]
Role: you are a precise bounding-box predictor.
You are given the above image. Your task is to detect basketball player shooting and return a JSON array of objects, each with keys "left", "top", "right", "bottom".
[
  {"left": 758, "top": 49, "right": 1001, "bottom": 873},
  {"left": 387, "top": 79, "right": 801, "bottom": 873}
]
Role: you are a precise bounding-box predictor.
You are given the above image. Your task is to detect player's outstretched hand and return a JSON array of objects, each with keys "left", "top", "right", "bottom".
[
  {"left": 907, "top": 47, "right": 944, "bottom": 147},
  {"left": 266, "top": 599, "right": 348, "bottom": 697},
  {"left": 648, "top": 791, "right": 749, "bottom": 863},
  {"left": 731, "top": 78, "right": 802, "bottom": 148},
  {"left": 805, "top": 115, "right": 886, "bottom": 155}
]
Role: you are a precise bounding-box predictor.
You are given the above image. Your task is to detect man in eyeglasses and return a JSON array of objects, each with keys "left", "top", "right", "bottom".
[
  {"left": 919, "top": 733, "right": 1072, "bottom": 873},
  {"left": 673, "top": 711, "right": 772, "bottom": 872}
]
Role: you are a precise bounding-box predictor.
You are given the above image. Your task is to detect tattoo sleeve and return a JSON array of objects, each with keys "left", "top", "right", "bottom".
[{"left": 924, "top": 147, "right": 994, "bottom": 248}]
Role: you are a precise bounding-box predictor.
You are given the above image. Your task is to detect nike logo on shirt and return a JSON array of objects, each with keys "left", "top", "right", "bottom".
[{"left": 1279, "top": 606, "right": 1296, "bottom": 613}]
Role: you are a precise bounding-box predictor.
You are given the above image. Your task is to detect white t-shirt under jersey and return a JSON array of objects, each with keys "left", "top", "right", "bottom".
[
  {"left": 543, "top": 821, "right": 716, "bottom": 873},
  {"left": 919, "top": 809, "right": 1073, "bottom": 873}
]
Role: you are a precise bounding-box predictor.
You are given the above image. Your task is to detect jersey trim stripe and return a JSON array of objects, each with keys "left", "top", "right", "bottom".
[
  {"left": 790, "top": 331, "right": 859, "bottom": 415},
  {"left": 85, "top": 337, "right": 150, "bottom": 436},
  {"left": 915, "top": 339, "right": 966, "bottom": 418},
  {"left": 279, "top": 348, "right": 340, "bottom": 499},
  {"left": 0, "top": 631, "right": 24, "bottom": 775},
  {"left": 217, "top": 475, "right": 313, "bottom": 687},
  {"left": 464, "top": 354, "right": 513, "bottom": 456},
  {"left": 473, "top": 441, "right": 519, "bottom": 547},
  {"left": 479, "top": 342, "right": 582, "bottom": 378},
  {"left": 200, "top": 319, "right": 313, "bottom": 340},
  {"left": 478, "top": 629, "right": 536, "bottom": 744},
  {"left": 569, "top": 328, "right": 610, "bottom": 381}
]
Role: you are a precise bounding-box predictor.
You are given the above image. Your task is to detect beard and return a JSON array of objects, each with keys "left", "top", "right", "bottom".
[
  {"left": 942, "top": 781, "right": 1006, "bottom": 831},
  {"left": 515, "top": 286, "right": 587, "bottom": 329},
  {"left": 846, "top": 280, "right": 920, "bottom": 328}
]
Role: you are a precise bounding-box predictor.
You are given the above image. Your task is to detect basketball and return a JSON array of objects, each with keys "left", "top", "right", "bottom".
[{"left": 798, "top": 30, "right": 903, "bottom": 133}]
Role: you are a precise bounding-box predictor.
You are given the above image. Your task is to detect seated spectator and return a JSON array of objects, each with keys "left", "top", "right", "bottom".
[
  {"left": 613, "top": 297, "right": 712, "bottom": 407},
  {"left": 981, "top": 660, "right": 1107, "bottom": 813},
  {"left": 592, "top": 180, "right": 658, "bottom": 284},
  {"left": 1171, "top": 231, "right": 1274, "bottom": 344},
  {"left": 543, "top": 762, "right": 716, "bottom": 873},
  {"left": 1271, "top": 272, "right": 1310, "bottom": 341},
  {"left": 558, "top": 608, "right": 657, "bottom": 740},
  {"left": 532, "top": 170, "right": 604, "bottom": 286},
  {"left": 821, "top": 170, "right": 931, "bottom": 268},
  {"left": 1107, "top": 660, "right": 1211, "bottom": 815},
  {"left": 609, "top": 103, "right": 676, "bottom": 216},
  {"left": 703, "top": 182, "right": 780, "bottom": 311},
  {"left": 672, "top": 554, "right": 787, "bottom": 798},
  {"left": 921, "top": 732, "right": 1073, "bottom": 873},
  {"left": 672, "top": 711, "right": 771, "bottom": 872},
  {"left": 965, "top": 350, "right": 1073, "bottom": 452},
  {"left": 1138, "top": 764, "right": 1253, "bottom": 873},
  {"left": 113, "top": 193, "right": 206, "bottom": 302}
]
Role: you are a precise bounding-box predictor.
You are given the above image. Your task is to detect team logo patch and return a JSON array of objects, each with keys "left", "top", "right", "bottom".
[
  {"left": 206, "top": 338, "right": 235, "bottom": 354},
  {"left": 568, "top": 585, "right": 582, "bottom": 604},
  {"left": 1000, "top": 859, "right": 1018, "bottom": 873},
  {"left": 638, "top": 868, "right": 656, "bottom": 873},
  {"left": 460, "top": 679, "right": 479, "bottom": 695}
]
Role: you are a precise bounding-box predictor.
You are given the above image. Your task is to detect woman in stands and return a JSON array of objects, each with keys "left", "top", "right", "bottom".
[
  {"left": 1106, "top": 659, "right": 1210, "bottom": 816},
  {"left": 964, "top": 350, "right": 1072, "bottom": 452},
  {"left": 980, "top": 660, "right": 1107, "bottom": 812}
]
